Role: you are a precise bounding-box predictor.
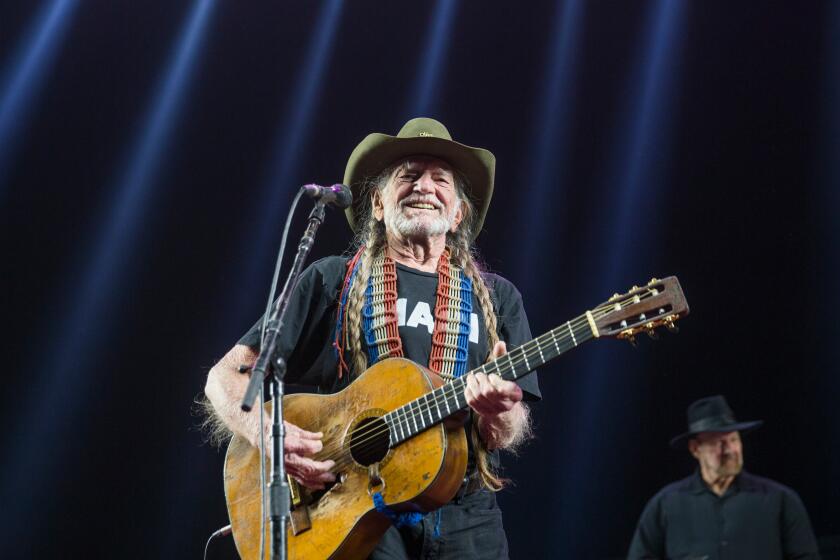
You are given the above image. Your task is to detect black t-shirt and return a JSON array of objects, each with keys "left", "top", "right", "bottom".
[{"left": 239, "top": 255, "right": 541, "bottom": 401}]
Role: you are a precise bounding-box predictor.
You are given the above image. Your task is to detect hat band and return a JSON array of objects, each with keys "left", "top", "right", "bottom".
[{"left": 688, "top": 414, "right": 737, "bottom": 433}]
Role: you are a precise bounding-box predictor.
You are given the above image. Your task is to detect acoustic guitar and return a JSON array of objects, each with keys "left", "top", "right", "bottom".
[{"left": 224, "top": 277, "right": 689, "bottom": 559}]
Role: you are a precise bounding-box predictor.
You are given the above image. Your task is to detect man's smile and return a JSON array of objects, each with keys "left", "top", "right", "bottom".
[{"left": 401, "top": 200, "right": 440, "bottom": 211}]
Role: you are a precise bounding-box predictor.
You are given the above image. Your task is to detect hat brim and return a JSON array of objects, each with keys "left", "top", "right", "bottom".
[
  {"left": 669, "top": 420, "right": 764, "bottom": 449},
  {"left": 342, "top": 133, "right": 496, "bottom": 240}
]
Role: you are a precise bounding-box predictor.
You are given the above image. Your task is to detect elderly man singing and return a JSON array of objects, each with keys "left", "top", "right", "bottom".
[{"left": 205, "top": 118, "right": 541, "bottom": 559}]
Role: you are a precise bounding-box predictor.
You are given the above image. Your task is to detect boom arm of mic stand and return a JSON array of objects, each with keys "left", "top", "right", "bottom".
[
  {"left": 238, "top": 200, "right": 327, "bottom": 560},
  {"left": 240, "top": 201, "right": 326, "bottom": 412}
]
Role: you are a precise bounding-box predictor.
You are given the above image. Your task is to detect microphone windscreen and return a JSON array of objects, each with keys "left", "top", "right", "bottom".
[{"left": 331, "top": 184, "right": 353, "bottom": 209}]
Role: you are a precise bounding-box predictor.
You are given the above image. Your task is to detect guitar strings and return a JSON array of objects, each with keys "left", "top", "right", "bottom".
[
  {"left": 322, "top": 322, "right": 582, "bottom": 471},
  {"left": 311, "top": 288, "right": 664, "bottom": 468},
  {"left": 315, "top": 288, "right": 666, "bottom": 469},
  {"left": 313, "top": 312, "right": 592, "bottom": 468},
  {"left": 310, "top": 288, "right": 667, "bottom": 468},
  {"left": 324, "top": 317, "right": 665, "bottom": 471}
]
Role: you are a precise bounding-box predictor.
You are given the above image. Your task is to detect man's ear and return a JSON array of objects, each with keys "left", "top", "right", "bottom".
[
  {"left": 372, "top": 189, "right": 384, "bottom": 222},
  {"left": 449, "top": 200, "right": 464, "bottom": 232},
  {"left": 688, "top": 438, "right": 700, "bottom": 460}
]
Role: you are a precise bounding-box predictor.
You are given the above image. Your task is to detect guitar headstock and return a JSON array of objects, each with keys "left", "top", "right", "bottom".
[{"left": 590, "top": 276, "right": 689, "bottom": 342}]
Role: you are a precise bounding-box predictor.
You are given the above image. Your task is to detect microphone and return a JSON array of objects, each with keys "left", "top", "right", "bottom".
[{"left": 301, "top": 183, "right": 352, "bottom": 209}]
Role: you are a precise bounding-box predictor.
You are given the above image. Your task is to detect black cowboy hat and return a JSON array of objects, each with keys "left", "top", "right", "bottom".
[
  {"left": 669, "top": 395, "right": 763, "bottom": 448},
  {"left": 342, "top": 117, "right": 496, "bottom": 239}
]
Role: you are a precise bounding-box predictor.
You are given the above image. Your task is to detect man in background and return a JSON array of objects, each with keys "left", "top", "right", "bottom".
[{"left": 628, "top": 395, "right": 820, "bottom": 560}]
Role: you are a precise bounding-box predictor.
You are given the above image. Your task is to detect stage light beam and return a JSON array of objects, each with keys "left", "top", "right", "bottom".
[
  {"left": 549, "top": 1, "right": 687, "bottom": 555},
  {"left": 515, "top": 0, "right": 585, "bottom": 280},
  {"left": 0, "top": 0, "right": 217, "bottom": 544},
  {"left": 185, "top": 1, "right": 346, "bottom": 551},
  {"left": 0, "top": 0, "right": 80, "bottom": 189},
  {"left": 225, "top": 0, "right": 345, "bottom": 329},
  {"left": 598, "top": 0, "right": 685, "bottom": 280},
  {"left": 404, "top": 0, "right": 460, "bottom": 118}
]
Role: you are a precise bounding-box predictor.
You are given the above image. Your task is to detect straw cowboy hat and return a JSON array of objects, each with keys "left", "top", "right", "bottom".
[{"left": 343, "top": 117, "right": 496, "bottom": 239}]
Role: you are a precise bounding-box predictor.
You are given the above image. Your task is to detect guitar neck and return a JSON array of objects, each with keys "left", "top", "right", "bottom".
[{"left": 384, "top": 312, "right": 596, "bottom": 445}]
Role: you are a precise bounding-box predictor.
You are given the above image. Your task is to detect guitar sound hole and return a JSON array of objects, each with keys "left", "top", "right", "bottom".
[{"left": 349, "top": 417, "right": 390, "bottom": 466}]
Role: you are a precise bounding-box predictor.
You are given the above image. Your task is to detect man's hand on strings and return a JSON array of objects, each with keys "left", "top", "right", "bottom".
[
  {"left": 465, "top": 341, "right": 530, "bottom": 450},
  {"left": 465, "top": 341, "right": 523, "bottom": 418},
  {"left": 283, "top": 421, "right": 336, "bottom": 490},
  {"left": 259, "top": 421, "right": 336, "bottom": 490}
]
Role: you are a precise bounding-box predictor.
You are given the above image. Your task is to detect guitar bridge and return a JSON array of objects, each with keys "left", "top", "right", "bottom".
[{"left": 287, "top": 475, "right": 312, "bottom": 535}]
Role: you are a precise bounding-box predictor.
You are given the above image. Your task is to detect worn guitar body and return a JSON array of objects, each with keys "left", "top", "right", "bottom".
[{"left": 224, "top": 358, "right": 468, "bottom": 560}]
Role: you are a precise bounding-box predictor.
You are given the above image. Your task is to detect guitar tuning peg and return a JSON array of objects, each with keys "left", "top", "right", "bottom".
[
  {"left": 631, "top": 285, "right": 639, "bottom": 292},
  {"left": 648, "top": 277, "right": 659, "bottom": 285},
  {"left": 646, "top": 329, "right": 659, "bottom": 340},
  {"left": 665, "top": 321, "right": 679, "bottom": 333},
  {"left": 626, "top": 335, "right": 637, "bottom": 347},
  {"left": 609, "top": 292, "right": 621, "bottom": 301}
]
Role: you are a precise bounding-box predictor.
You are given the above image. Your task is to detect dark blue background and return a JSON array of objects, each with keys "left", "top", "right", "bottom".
[{"left": 0, "top": 1, "right": 836, "bottom": 558}]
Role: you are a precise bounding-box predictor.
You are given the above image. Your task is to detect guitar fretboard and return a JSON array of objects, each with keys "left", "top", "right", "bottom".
[{"left": 383, "top": 313, "right": 596, "bottom": 445}]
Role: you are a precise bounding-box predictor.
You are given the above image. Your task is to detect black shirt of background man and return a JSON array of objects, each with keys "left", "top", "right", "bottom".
[
  {"left": 238, "top": 255, "right": 542, "bottom": 400},
  {"left": 628, "top": 469, "right": 820, "bottom": 560}
]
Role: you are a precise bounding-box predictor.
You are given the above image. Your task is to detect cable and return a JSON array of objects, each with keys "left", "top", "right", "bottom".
[
  {"left": 257, "top": 187, "right": 305, "bottom": 560},
  {"left": 203, "top": 525, "right": 232, "bottom": 560},
  {"left": 261, "top": 188, "right": 305, "bottom": 336},
  {"left": 203, "top": 533, "right": 212, "bottom": 560}
]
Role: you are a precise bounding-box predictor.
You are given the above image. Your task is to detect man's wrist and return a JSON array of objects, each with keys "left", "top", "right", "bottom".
[
  {"left": 476, "top": 410, "right": 512, "bottom": 450},
  {"left": 476, "top": 403, "right": 530, "bottom": 451}
]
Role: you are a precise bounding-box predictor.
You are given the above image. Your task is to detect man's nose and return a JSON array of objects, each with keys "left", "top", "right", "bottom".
[{"left": 412, "top": 173, "right": 436, "bottom": 193}]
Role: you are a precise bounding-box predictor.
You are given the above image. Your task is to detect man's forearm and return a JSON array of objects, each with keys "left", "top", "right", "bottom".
[
  {"left": 477, "top": 401, "right": 531, "bottom": 451},
  {"left": 204, "top": 346, "right": 265, "bottom": 448}
]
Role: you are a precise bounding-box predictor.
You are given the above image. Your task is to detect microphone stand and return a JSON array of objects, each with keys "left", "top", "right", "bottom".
[{"left": 240, "top": 199, "right": 327, "bottom": 560}]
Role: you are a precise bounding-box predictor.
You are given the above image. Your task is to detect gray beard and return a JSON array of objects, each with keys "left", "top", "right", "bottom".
[{"left": 386, "top": 204, "right": 458, "bottom": 238}]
